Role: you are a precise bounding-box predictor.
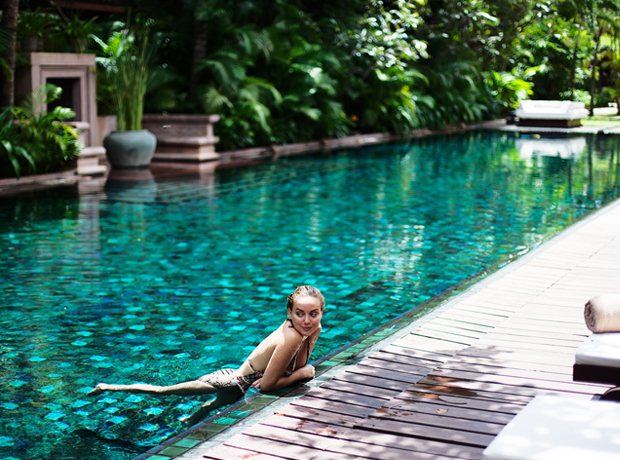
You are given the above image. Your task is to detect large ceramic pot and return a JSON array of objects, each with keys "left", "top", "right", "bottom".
[{"left": 103, "top": 130, "right": 157, "bottom": 168}]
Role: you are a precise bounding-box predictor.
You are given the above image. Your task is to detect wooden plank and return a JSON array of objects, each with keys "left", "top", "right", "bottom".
[
  {"left": 502, "top": 318, "right": 587, "bottom": 332},
  {"left": 510, "top": 311, "right": 583, "bottom": 324},
  {"left": 242, "top": 424, "right": 335, "bottom": 450},
  {"left": 441, "top": 354, "right": 571, "bottom": 375},
  {"left": 260, "top": 415, "right": 484, "bottom": 460},
  {"left": 203, "top": 443, "right": 286, "bottom": 460},
  {"left": 381, "top": 399, "right": 515, "bottom": 425},
  {"left": 380, "top": 345, "right": 451, "bottom": 365},
  {"left": 224, "top": 433, "right": 364, "bottom": 460},
  {"left": 423, "top": 322, "right": 488, "bottom": 340},
  {"left": 437, "top": 357, "right": 609, "bottom": 391},
  {"left": 457, "top": 346, "right": 575, "bottom": 366},
  {"left": 367, "top": 407, "right": 506, "bottom": 436},
  {"left": 304, "top": 387, "right": 388, "bottom": 408},
  {"left": 344, "top": 363, "right": 427, "bottom": 384},
  {"left": 429, "top": 318, "right": 494, "bottom": 333},
  {"left": 410, "top": 328, "right": 477, "bottom": 346},
  {"left": 320, "top": 438, "right": 476, "bottom": 460},
  {"left": 419, "top": 374, "right": 595, "bottom": 398},
  {"left": 392, "top": 334, "right": 465, "bottom": 355},
  {"left": 484, "top": 326, "right": 587, "bottom": 342},
  {"left": 439, "top": 310, "right": 507, "bottom": 326},
  {"left": 439, "top": 357, "right": 574, "bottom": 378},
  {"left": 320, "top": 379, "right": 403, "bottom": 398},
  {"left": 451, "top": 304, "right": 519, "bottom": 316},
  {"left": 474, "top": 337, "right": 579, "bottom": 354},
  {"left": 458, "top": 292, "right": 533, "bottom": 307},
  {"left": 357, "top": 356, "right": 432, "bottom": 377},
  {"left": 243, "top": 424, "right": 460, "bottom": 460},
  {"left": 429, "top": 367, "right": 599, "bottom": 394},
  {"left": 283, "top": 399, "right": 370, "bottom": 423},
  {"left": 485, "top": 320, "right": 588, "bottom": 336},
  {"left": 355, "top": 417, "right": 496, "bottom": 448},
  {"left": 394, "top": 387, "right": 525, "bottom": 414},
  {"left": 372, "top": 348, "right": 445, "bottom": 367},
  {"left": 403, "top": 382, "right": 532, "bottom": 405}
]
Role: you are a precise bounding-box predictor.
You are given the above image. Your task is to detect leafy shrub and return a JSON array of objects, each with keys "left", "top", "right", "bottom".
[
  {"left": 17, "top": 8, "right": 58, "bottom": 39},
  {"left": 0, "top": 84, "right": 81, "bottom": 179},
  {"left": 486, "top": 67, "right": 536, "bottom": 114},
  {"left": 0, "top": 108, "right": 34, "bottom": 179}
]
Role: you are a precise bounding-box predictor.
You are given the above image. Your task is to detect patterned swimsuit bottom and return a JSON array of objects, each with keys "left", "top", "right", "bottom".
[{"left": 198, "top": 361, "right": 264, "bottom": 393}]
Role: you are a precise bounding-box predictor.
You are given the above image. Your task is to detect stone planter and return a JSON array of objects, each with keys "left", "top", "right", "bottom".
[{"left": 103, "top": 130, "right": 157, "bottom": 168}]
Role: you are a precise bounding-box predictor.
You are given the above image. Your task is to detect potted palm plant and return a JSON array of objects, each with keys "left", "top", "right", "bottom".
[
  {"left": 91, "top": 23, "right": 156, "bottom": 168},
  {"left": 57, "top": 15, "right": 99, "bottom": 54},
  {"left": 17, "top": 8, "right": 58, "bottom": 52}
]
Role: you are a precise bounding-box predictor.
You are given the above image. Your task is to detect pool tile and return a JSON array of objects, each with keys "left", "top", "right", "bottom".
[
  {"left": 158, "top": 446, "right": 189, "bottom": 456},
  {"left": 173, "top": 438, "right": 202, "bottom": 448}
]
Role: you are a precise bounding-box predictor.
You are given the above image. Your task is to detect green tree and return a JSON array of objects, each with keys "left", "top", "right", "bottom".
[{"left": 0, "top": 0, "right": 18, "bottom": 108}]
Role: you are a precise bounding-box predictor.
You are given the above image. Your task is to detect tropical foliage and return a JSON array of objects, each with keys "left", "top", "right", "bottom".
[
  {"left": 91, "top": 20, "right": 154, "bottom": 131},
  {"left": 116, "top": 0, "right": 620, "bottom": 149},
  {"left": 4, "top": 0, "right": 620, "bottom": 155},
  {"left": 0, "top": 84, "right": 81, "bottom": 179}
]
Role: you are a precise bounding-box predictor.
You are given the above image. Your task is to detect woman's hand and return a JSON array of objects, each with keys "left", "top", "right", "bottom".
[
  {"left": 297, "top": 364, "right": 315, "bottom": 380},
  {"left": 251, "top": 378, "right": 262, "bottom": 389}
]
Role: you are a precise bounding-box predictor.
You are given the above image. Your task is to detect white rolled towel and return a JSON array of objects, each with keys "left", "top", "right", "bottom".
[{"left": 584, "top": 294, "right": 620, "bottom": 332}]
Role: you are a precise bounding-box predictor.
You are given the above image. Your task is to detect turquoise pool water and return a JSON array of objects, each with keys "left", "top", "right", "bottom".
[{"left": 1, "top": 132, "right": 619, "bottom": 459}]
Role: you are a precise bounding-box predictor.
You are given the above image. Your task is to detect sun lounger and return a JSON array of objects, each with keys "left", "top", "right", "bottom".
[
  {"left": 516, "top": 100, "right": 589, "bottom": 127},
  {"left": 482, "top": 395, "right": 620, "bottom": 460},
  {"left": 573, "top": 332, "right": 620, "bottom": 400}
]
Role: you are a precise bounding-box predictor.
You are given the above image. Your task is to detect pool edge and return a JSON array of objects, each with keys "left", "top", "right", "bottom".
[{"left": 133, "top": 195, "right": 620, "bottom": 460}]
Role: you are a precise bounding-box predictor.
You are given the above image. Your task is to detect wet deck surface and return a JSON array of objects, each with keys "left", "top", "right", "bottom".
[{"left": 148, "top": 198, "right": 620, "bottom": 460}]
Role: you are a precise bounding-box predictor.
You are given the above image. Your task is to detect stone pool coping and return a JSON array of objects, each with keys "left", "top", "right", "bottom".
[{"left": 4, "top": 118, "right": 620, "bottom": 198}]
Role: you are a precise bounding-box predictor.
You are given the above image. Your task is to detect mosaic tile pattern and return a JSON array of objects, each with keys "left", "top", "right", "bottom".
[{"left": 1, "top": 132, "right": 619, "bottom": 459}]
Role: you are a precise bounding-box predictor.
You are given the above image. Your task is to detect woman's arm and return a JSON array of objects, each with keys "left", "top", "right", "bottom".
[
  {"left": 255, "top": 364, "right": 315, "bottom": 392},
  {"left": 258, "top": 325, "right": 322, "bottom": 391},
  {"left": 257, "top": 327, "right": 305, "bottom": 391}
]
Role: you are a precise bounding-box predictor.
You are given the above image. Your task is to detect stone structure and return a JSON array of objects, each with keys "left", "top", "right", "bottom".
[
  {"left": 15, "top": 52, "right": 107, "bottom": 176},
  {"left": 142, "top": 114, "right": 220, "bottom": 162}
]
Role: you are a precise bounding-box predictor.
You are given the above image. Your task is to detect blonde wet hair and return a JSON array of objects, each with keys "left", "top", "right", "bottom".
[{"left": 286, "top": 285, "right": 325, "bottom": 311}]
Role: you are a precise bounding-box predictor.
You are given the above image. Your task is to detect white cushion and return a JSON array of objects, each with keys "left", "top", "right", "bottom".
[
  {"left": 575, "top": 332, "right": 620, "bottom": 368},
  {"left": 483, "top": 395, "right": 620, "bottom": 460},
  {"left": 516, "top": 100, "right": 589, "bottom": 120}
]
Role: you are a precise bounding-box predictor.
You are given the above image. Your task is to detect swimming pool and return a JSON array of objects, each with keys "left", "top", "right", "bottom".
[{"left": 1, "top": 132, "right": 618, "bottom": 459}]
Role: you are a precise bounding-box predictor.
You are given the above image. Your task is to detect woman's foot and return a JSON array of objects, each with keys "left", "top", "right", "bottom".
[
  {"left": 86, "top": 384, "right": 106, "bottom": 396},
  {"left": 180, "top": 405, "right": 212, "bottom": 425}
]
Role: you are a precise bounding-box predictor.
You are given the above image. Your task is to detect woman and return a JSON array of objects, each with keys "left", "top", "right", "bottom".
[{"left": 87, "top": 285, "right": 324, "bottom": 424}]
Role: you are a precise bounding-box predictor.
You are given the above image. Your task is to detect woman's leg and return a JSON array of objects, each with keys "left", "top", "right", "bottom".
[
  {"left": 87, "top": 379, "right": 217, "bottom": 397},
  {"left": 181, "top": 387, "right": 243, "bottom": 425}
]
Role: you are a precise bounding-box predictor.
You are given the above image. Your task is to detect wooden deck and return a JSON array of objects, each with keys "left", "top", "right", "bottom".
[{"left": 172, "top": 198, "right": 620, "bottom": 460}]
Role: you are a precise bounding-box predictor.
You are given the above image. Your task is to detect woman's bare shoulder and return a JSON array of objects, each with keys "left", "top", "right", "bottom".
[{"left": 282, "top": 320, "right": 306, "bottom": 342}]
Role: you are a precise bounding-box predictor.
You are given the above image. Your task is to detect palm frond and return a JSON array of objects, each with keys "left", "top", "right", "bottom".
[{"left": 200, "top": 86, "right": 232, "bottom": 112}]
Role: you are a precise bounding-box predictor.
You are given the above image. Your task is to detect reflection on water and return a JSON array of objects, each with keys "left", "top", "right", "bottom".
[
  {"left": 516, "top": 136, "right": 586, "bottom": 161},
  {"left": 0, "top": 132, "right": 619, "bottom": 460}
]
